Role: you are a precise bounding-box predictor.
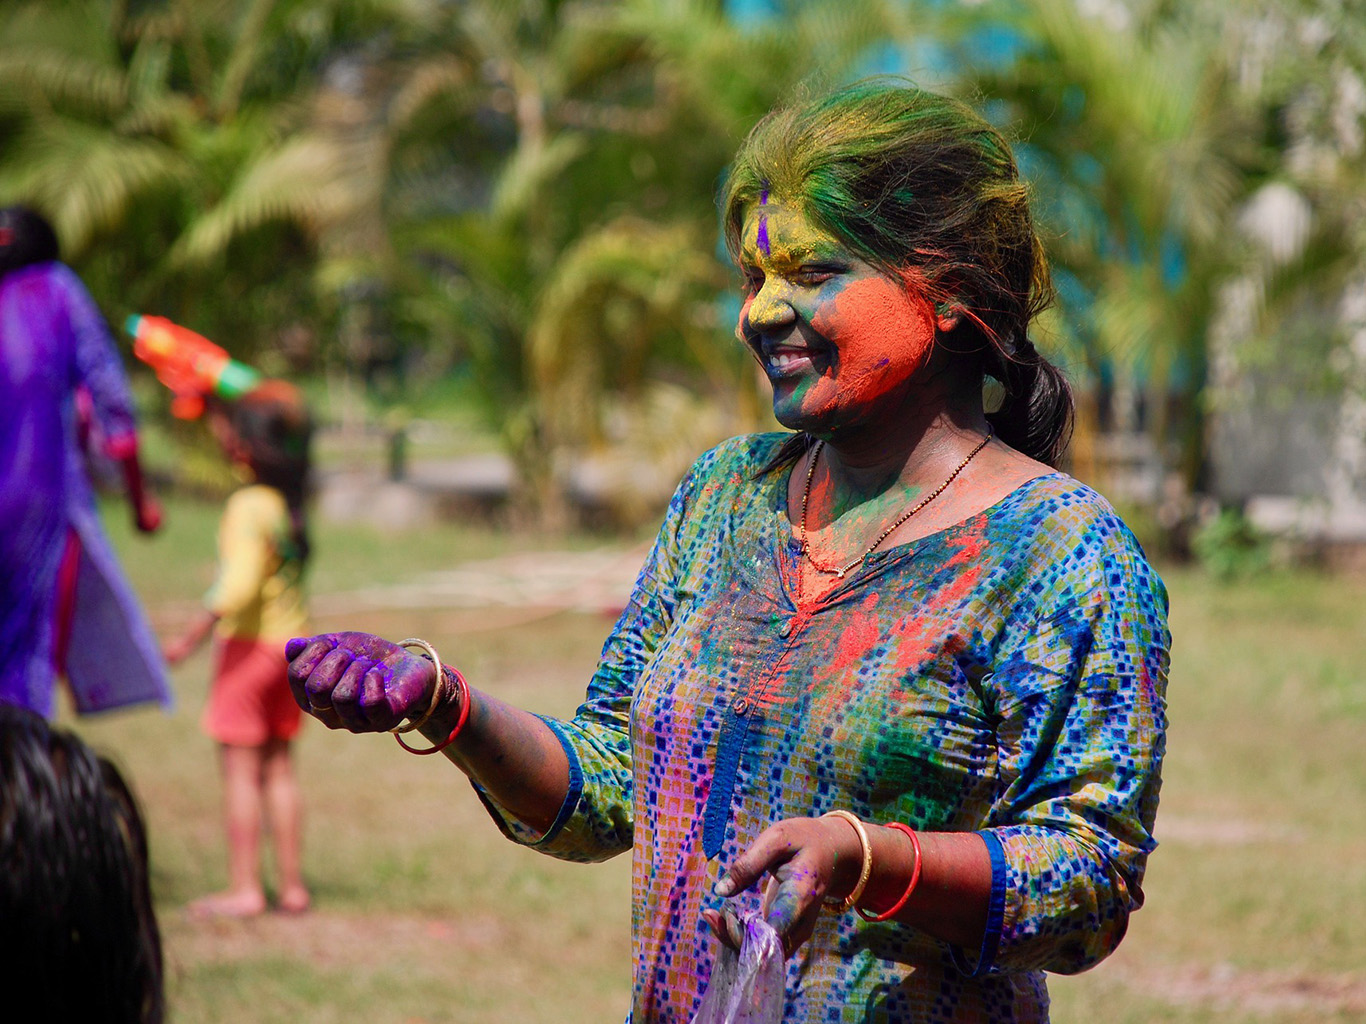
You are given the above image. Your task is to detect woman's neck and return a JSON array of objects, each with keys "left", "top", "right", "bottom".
[{"left": 816, "top": 392, "right": 988, "bottom": 505}]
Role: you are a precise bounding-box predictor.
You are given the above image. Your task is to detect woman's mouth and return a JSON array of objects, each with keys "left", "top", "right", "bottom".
[{"left": 762, "top": 344, "right": 825, "bottom": 378}]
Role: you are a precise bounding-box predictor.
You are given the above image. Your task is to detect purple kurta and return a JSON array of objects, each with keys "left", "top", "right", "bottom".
[{"left": 0, "top": 261, "right": 171, "bottom": 716}]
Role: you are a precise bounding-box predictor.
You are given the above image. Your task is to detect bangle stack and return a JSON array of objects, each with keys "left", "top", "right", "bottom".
[
  {"left": 821, "top": 811, "right": 923, "bottom": 921},
  {"left": 391, "top": 637, "right": 471, "bottom": 756}
]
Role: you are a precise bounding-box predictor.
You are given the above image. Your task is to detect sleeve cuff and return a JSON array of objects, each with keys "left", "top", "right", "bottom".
[
  {"left": 950, "top": 830, "right": 1007, "bottom": 977},
  {"left": 471, "top": 714, "right": 584, "bottom": 848}
]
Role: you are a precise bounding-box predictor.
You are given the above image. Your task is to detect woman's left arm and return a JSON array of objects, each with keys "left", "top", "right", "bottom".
[
  {"left": 60, "top": 265, "right": 160, "bottom": 531},
  {"left": 709, "top": 815, "right": 993, "bottom": 958}
]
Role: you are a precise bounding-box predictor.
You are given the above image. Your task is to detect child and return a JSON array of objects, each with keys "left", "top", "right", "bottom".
[{"left": 164, "top": 380, "right": 312, "bottom": 917}]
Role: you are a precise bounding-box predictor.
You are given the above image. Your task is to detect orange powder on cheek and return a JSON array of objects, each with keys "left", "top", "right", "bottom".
[{"left": 811, "top": 276, "right": 936, "bottom": 405}]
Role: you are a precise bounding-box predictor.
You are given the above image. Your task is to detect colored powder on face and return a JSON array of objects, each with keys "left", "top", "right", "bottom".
[
  {"left": 757, "top": 188, "right": 771, "bottom": 255},
  {"left": 805, "top": 275, "right": 937, "bottom": 415}
]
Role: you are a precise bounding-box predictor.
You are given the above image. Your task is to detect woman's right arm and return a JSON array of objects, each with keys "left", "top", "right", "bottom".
[
  {"left": 287, "top": 443, "right": 733, "bottom": 853},
  {"left": 285, "top": 632, "right": 571, "bottom": 832}
]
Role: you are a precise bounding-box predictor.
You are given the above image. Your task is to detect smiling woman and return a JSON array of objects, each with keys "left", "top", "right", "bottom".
[{"left": 283, "top": 78, "right": 1170, "bottom": 1024}]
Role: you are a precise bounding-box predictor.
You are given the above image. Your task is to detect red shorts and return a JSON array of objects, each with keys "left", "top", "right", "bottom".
[{"left": 202, "top": 638, "right": 303, "bottom": 746}]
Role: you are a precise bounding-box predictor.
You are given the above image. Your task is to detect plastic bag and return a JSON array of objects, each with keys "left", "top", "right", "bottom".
[{"left": 690, "top": 911, "right": 785, "bottom": 1024}]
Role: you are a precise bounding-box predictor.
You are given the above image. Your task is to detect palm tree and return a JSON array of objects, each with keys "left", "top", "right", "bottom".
[
  {"left": 0, "top": 0, "right": 427, "bottom": 364},
  {"left": 390, "top": 0, "right": 900, "bottom": 523},
  {"left": 959, "top": 0, "right": 1264, "bottom": 497},
  {"left": 959, "top": 0, "right": 1366, "bottom": 532}
]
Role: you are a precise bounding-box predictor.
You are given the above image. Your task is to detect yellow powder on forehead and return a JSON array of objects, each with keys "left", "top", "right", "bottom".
[{"left": 739, "top": 202, "right": 844, "bottom": 267}]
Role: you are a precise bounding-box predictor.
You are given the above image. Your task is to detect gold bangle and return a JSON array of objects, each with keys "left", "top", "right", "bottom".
[
  {"left": 821, "top": 810, "right": 873, "bottom": 913},
  {"left": 390, "top": 637, "right": 448, "bottom": 735}
]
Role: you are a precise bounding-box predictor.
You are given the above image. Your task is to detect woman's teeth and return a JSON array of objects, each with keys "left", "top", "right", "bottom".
[{"left": 770, "top": 350, "right": 813, "bottom": 372}]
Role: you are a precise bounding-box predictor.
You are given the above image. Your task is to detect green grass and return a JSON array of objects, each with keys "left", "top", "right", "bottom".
[{"left": 66, "top": 503, "right": 1366, "bottom": 1023}]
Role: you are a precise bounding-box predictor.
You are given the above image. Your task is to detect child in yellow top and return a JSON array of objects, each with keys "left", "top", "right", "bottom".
[{"left": 165, "top": 380, "right": 312, "bottom": 917}]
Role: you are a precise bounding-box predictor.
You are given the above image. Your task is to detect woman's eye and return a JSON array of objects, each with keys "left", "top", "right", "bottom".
[
  {"left": 795, "top": 267, "right": 838, "bottom": 285},
  {"left": 741, "top": 271, "right": 764, "bottom": 294}
]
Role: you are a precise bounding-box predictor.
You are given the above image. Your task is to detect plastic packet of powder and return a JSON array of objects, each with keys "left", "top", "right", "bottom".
[{"left": 690, "top": 910, "right": 785, "bottom": 1024}]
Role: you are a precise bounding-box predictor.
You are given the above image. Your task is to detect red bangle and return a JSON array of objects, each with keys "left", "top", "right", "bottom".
[
  {"left": 394, "top": 667, "right": 471, "bottom": 755},
  {"left": 857, "top": 822, "right": 922, "bottom": 922}
]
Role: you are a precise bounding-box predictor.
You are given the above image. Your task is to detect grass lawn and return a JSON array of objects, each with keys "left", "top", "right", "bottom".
[{"left": 66, "top": 496, "right": 1366, "bottom": 1023}]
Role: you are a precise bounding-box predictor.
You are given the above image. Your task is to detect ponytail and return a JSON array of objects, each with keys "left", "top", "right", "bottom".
[{"left": 984, "top": 336, "right": 1073, "bottom": 468}]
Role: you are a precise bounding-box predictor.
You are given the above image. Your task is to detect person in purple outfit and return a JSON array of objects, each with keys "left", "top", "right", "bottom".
[{"left": 0, "top": 205, "right": 172, "bottom": 718}]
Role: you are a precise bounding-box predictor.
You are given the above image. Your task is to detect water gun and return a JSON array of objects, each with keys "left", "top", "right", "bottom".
[{"left": 125, "top": 315, "right": 261, "bottom": 419}]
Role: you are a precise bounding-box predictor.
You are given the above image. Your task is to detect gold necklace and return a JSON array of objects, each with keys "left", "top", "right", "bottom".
[{"left": 798, "top": 428, "right": 994, "bottom": 580}]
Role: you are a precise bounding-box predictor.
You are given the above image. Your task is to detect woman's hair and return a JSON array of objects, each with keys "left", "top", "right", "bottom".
[
  {"left": 0, "top": 704, "right": 164, "bottom": 1023},
  {"left": 0, "top": 205, "right": 61, "bottom": 278},
  {"left": 225, "top": 380, "right": 313, "bottom": 565},
  {"left": 721, "top": 77, "right": 1073, "bottom": 466}
]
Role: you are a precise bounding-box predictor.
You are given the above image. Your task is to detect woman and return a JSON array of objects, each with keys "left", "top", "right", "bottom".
[
  {"left": 0, "top": 205, "right": 171, "bottom": 718},
  {"left": 286, "top": 79, "right": 1169, "bottom": 1023}
]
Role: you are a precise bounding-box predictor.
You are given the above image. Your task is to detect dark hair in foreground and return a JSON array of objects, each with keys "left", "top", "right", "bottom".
[
  {"left": 0, "top": 205, "right": 61, "bottom": 278},
  {"left": 722, "top": 78, "right": 1073, "bottom": 466},
  {"left": 0, "top": 704, "right": 164, "bottom": 1023},
  {"left": 224, "top": 379, "right": 314, "bottom": 564}
]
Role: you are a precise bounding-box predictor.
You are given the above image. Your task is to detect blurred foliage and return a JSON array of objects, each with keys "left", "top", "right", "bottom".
[
  {"left": 966, "top": 0, "right": 1366, "bottom": 492},
  {"left": 1191, "top": 506, "right": 1272, "bottom": 580},
  {"left": 2, "top": 0, "right": 1363, "bottom": 522}
]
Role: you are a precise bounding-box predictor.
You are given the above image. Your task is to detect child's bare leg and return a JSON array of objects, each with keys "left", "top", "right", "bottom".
[
  {"left": 190, "top": 743, "right": 267, "bottom": 917},
  {"left": 263, "top": 736, "right": 309, "bottom": 913}
]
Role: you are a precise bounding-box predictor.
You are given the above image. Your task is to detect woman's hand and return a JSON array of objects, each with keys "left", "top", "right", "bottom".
[
  {"left": 133, "top": 493, "right": 162, "bottom": 533},
  {"left": 704, "top": 815, "right": 862, "bottom": 959},
  {"left": 285, "top": 632, "right": 437, "bottom": 733}
]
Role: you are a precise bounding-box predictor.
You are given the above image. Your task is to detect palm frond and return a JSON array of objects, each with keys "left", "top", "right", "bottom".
[
  {"left": 165, "top": 132, "right": 360, "bottom": 268},
  {"left": 0, "top": 119, "right": 188, "bottom": 257},
  {"left": 527, "top": 216, "right": 727, "bottom": 446},
  {"left": 489, "top": 131, "right": 591, "bottom": 224},
  {"left": 0, "top": 52, "right": 127, "bottom": 116}
]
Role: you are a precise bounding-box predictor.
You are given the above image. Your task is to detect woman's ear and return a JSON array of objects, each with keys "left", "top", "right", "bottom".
[
  {"left": 933, "top": 301, "right": 961, "bottom": 333},
  {"left": 899, "top": 268, "right": 960, "bottom": 333}
]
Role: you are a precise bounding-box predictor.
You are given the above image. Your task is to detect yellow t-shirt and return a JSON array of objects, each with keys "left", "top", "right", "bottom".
[{"left": 204, "top": 484, "right": 308, "bottom": 642}]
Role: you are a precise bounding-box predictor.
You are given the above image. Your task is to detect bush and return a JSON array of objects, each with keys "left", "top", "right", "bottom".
[{"left": 1191, "top": 506, "right": 1271, "bottom": 581}]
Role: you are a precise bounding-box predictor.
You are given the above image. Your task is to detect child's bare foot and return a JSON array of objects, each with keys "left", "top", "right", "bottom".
[
  {"left": 187, "top": 889, "right": 267, "bottom": 920},
  {"left": 276, "top": 886, "right": 311, "bottom": 915}
]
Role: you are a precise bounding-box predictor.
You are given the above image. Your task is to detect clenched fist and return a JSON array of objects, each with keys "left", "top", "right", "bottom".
[{"left": 285, "top": 632, "right": 438, "bottom": 733}]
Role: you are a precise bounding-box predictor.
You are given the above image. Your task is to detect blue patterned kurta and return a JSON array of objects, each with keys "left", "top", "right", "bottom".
[{"left": 479, "top": 434, "right": 1170, "bottom": 1023}]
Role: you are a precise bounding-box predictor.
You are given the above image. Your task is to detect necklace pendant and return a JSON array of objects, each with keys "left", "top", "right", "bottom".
[{"left": 835, "top": 568, "right": 845, "bottom": 579}]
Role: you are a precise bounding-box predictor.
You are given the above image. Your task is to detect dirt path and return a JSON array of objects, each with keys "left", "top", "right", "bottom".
[
  {"left": 312, "top": 545, "right": 647, "bottom": 617},
  {"left": 148, "top": 544, "right": 649, "bottom": 634},
  {"left": 1104, "top": 960, "right": 1366, "bottom": 1017}
]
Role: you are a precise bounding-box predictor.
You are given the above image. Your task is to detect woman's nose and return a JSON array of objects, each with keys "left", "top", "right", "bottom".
[{"left": 744, "top": 280, "right": 796, "bottom": 333}]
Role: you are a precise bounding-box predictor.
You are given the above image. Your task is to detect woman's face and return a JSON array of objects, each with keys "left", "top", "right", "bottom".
[{"left": 736, "top": 196, "right": 947, "bottom": 437}]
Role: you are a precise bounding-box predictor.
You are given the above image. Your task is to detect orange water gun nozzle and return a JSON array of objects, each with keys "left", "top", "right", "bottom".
[{"left": 125, "top": 315, "right": 261, "bottom": 419}]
